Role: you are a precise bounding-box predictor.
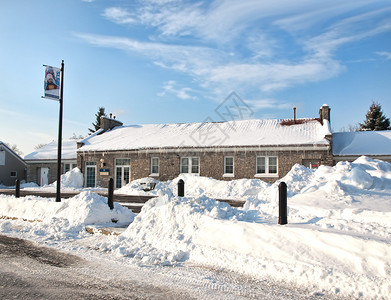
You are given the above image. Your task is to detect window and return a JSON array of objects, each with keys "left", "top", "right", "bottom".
[
  {"left": 180, "top": 157, "right": 199, "bottom": 174},
  {"left": 63, "top": 163, "right": 74, "bottom": 174},
  {"left": 0, "top": 149, "right": 5, "bottom": 165},
  {"left": 85, "top": 162, "right": 96, "bottom": 187},
  {"left": 115, "top": 158, "right": 131, "bottom": 189},
  {"left": 10, "top": 171, "right": 17, "bottom": 177},
  {"left": 224, "top": 156, "right": 234, "bottom": 176},
  {"left": 150, "top": 157, "right": 159, "bottom": 175},
  {"left": 256, "top": 156, "right": 278, "bottom": 176}
]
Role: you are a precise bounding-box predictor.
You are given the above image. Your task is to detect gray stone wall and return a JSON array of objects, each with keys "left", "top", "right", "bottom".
[
  {"left": 26, "top": 160, "right": 77, "bottom": 186},
  {"left": 78, "top": 146, "right": 332, "bottom": 188},
  {"left": 26, "top": 162, "right": 58, "bottom": 185}
]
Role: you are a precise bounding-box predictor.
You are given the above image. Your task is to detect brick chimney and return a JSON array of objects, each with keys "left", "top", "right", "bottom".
[
  {"left": 100, "top": 115, "right": 123, "bottom": 131},
  {"left": 319, "top": 104, "right": 331, "bottom": 125}
]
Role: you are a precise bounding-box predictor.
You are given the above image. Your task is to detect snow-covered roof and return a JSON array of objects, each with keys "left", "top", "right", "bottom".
[
  {"left": 78, "top": 118, "right": 331, "bottom": 152},
  {"left": 333, "top": 131, "right": 391, "bottom": 156},
  {"left": 24, "top": 139, "right": 78, "bottom": 160}
]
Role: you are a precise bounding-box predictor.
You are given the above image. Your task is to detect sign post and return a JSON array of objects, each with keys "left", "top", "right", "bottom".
[{"left": 43, "top": 60, "right": 64, "bottom": 202}]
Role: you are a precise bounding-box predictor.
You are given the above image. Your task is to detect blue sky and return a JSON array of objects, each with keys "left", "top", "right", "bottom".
[{"left": 1, "top": 0, "right": 391, "bottom": 156}]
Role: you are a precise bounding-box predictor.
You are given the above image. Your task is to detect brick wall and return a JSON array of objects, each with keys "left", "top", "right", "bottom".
[{"left": 78, "top": 146, "right": 332, "bottom": 188}]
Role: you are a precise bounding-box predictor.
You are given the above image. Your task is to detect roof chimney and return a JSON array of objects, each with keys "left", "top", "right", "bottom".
[
  {"left": 100, "top": 115, "right": 123, "bottom": 132},
  {"left": 293, "top": 107, "right": 296, "bottom": 124},
  {"left": 319, "top": 104, "right": 330, "bottom": 125}
]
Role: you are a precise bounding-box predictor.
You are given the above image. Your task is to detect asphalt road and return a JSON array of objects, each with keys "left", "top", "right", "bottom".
[
  {"left": 0, "top": 234, "right": 346, "bottom": 300},
  {"left": 0, "top": 234, "right": 192, "bottom": 300}
]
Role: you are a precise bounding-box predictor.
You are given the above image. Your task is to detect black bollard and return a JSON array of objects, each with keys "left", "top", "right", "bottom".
[
  {"left": 278, "top": 181, "right": 288, "bottom": 225},
  {"left": 108, "top": 178, "right": 114, "bottom": 210},
  {"left": 177, "top": 179, "right": 184, "bottom": 197},
  {"left": 15, "top": 179, "right": 20, "bottom": 198}
]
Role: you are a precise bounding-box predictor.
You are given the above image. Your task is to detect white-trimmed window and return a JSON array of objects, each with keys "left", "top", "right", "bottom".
[
  {"left": 85, "top": 161, "right": 96, "bottom": 187},
  {"left": 256, "top": 156, "right": 278, "bottom": 176},
  {"left": 63, "top": 163, "right": 74, "bottom": 174},
  {"left": 180, "top": 157, "right": 199, "bottom": 174},
  {"left": 224, "top": 156, "right": 234, "bottom": 176},
  {"left": 150, "top": 157, "right": 159, "bottom": 175},
  {"left": 115, "top": 158, "right": 131, "bottom": 189},
  {"left": 10, "top": 171, "right": 17, "bottom": 178}
]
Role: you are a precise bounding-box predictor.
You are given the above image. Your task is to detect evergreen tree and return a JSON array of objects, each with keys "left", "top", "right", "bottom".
[
  {"left": 88, "top": 107, "right": 106, "bottom": 133},
  {"left": 359, "top": 101, "right": 391, "bottom": 131}
]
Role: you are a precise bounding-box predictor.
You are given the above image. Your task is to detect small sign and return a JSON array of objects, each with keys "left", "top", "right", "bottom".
[{"left": 100, "top": 168, "right": 109, "bottom": 176}]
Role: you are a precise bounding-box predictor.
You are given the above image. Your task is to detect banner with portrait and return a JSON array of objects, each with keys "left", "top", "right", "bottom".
[{"left": 44, "top": 65, "right": 61, "bottom": 100}]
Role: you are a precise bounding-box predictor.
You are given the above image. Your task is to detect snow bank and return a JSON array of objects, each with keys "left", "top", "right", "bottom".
[
  {"left": 117, "top": 174, "right": 270, "bottom": 200},
  {"left": 2, "top": 156, "right": 391, "bottom": 299},
  {"left": 98, "top": 156, "right": 391, "bottom": 299},
  {"left": 48, "top": 167, "right": 84, "bottom": 188},
  {"left": 0, "top": 191, "right": 134, "bottom": 226}
]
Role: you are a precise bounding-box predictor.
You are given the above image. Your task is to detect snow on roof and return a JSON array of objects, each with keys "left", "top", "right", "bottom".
[
  {"left": 24, "top": 139, "right": 78, "bottom": 160},
  {"left": 333, "top": 130, "right": 391, "bottom": 156},
  {"left": 78, "top": 118, "right": 331, "bottom": 152}
]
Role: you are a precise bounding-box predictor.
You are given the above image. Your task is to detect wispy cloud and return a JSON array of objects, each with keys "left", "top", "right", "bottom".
[
  {"left": 79, "top": 0, "right": 391, "bottom": 104},
  {"left": 158, "top": 80, "right": 197, "bottom": 100},
  {"left": 376, "top": 51, "right": 391, "bottom": 60},
  {"left": 102, "top": 7, "right": 136, "bottom": 25},
  {"left": 75, "top": 32, "right": 344, "bottom": 94},
  {"left": 246, "top": 98, "right": 293, "bottom": 110}
]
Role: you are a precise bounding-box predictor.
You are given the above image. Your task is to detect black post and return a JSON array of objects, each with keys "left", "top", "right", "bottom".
[
  {"left": 55, "top": 60, "right": 64, "bottom": 203},
  {"left": 108, "top": 178, "right": 114, "bottom": 210},
  {"left": 177, "top": 179, "right": 184, "bottom": 197},
  {"left": 278, "top": 181, "right": 288, "bottom": 225},
  {"left": 15, "top": 179, "right": 20, "bottom": 198}
]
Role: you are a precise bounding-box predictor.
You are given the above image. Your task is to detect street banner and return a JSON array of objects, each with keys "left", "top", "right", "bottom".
[{"left": 44, "top": 65, "right": 61, "bottom": 100}]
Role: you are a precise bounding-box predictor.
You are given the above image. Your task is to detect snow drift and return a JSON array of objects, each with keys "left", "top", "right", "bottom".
[
  {"left": 0, "top": 191, "right": 134, "bottom": 226},
  {"left": 1, "top": 156, "right": 391, "bottom": 299}
]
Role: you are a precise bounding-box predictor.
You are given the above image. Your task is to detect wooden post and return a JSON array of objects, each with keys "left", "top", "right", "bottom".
[
  {"left": 177, "top": 179, "right": 184, "bottom": 197},
  {"left": 15, "top": 179, "right": 20, "bottom": 198},
  {"left": 278, "top": 182, "right": 288, "bottom": 225},
  {"left": 108, "top": 178, "right": 114, "bottom": 210}
]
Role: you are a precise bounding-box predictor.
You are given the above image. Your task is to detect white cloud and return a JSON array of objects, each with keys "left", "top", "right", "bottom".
[
  {"left": 78, "top": 1, "right": 391, "bottom": 102},
  {"left": 75, "top": 32, "right": 344, "bottom": 94},
  {"left": 102, "top": 7, "right": 136, "bottom": 25},
  {"left": 246, "top": 98, "right": 293, "bottom": 110},
  {"left": 376, "top": 51, "right": 391, "bottom": 60},
  {"left": 158, "top": 81, "right": 197, "bottom": 100}
]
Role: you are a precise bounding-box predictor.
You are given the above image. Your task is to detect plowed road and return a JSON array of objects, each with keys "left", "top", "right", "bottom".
[{"left": 0, "top": 234, "right": 343, "bottom": 299}]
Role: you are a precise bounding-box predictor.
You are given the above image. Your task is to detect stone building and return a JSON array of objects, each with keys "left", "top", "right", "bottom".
[
  {"left": 76, "top": 105, "right": 333, "bottom": 188},
  {"left": 25, "top": 140, "right": 77, "bottom": 186}
]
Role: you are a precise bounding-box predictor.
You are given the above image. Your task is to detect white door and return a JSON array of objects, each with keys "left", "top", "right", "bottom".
[
  {"left": 115, "top": 166, "right": 130, "bottom": 189},
  {"left": 115, "top": 158, "right": 131, "bottom": 189},
  {"left": 40, "top": 167, "right": 49, "bottom": 186}
]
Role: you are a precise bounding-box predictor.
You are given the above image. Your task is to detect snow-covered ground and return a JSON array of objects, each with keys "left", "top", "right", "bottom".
[{"left": 1, "top": 156, "right": 391, "bottom": 299}]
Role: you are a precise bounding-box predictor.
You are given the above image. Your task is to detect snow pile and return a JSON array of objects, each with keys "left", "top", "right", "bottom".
[
  {"left": 57, "top": 167, "right": 84, "bottom": 188},
  {"left": 0, "top": 191, "right": 134, "bottom": 226},
  {"left": 117, "top": 174, "right": 269, "bottom": 200},
  {"left": 101, "top": 195, "right": 252, "bottom": 265},
  {"left": 101, "top": 156, "right": 391, "bottom": 299},
  {"left": 1, "top": 156, "right": 391, "bottom": 299}
]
